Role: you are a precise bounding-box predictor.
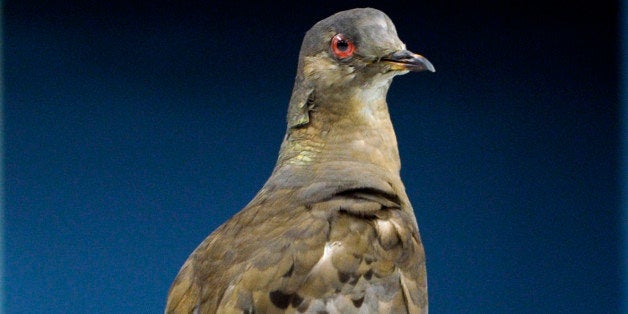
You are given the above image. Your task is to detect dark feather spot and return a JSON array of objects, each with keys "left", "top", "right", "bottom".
[
  {"left": 352, "top": 297, "right": 365, "bottom": 308},
  {"left": 291, "top": 293, "right": 304, "bottom": 307},
  {"left": 269, "top": 290, "right": 291, "bottom": 309},
  {"left": 338, "top": 270, "right": 350, "bottom": 283},
  {"left": 283, "top": 263, "right": 294, "bottom": 277},
  {"left": 364, "top": 269, "right": 373, "bottom": 280},
  {"left": 334, "top": 187, "right": 401, "bottom": 208}
]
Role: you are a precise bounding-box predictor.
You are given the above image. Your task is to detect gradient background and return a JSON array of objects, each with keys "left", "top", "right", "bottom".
[{"left": 4, "top": 1, "right": 621, "bottom": 313}]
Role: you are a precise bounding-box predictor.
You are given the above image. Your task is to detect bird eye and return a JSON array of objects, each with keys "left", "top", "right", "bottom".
[{"left": 331, "top": 34, "right": 355, "bottom": 59}]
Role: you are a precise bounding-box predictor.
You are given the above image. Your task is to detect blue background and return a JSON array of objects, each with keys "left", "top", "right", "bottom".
[{"left": 4, "top": 1, "right": 621, "bottom": 313}]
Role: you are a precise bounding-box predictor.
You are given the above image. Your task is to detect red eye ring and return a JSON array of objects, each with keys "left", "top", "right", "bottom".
[{"left": 331, "top": 34, "right": 355, "bottom": 59}]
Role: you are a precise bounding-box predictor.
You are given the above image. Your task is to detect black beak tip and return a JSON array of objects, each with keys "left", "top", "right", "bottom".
[
  {"left": 405, "top": 53, "right": 435, "bottom": 73},
  {"left": 418, "top": 58, "right": 436, "bottom": 73},
  {"left": 383, "top": 50, "right": 436, "bottom": 73}
]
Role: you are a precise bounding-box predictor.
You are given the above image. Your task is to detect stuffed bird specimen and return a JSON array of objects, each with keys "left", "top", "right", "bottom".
[{"left": 166, "top": 7, "right": 434, "bottom": 313}]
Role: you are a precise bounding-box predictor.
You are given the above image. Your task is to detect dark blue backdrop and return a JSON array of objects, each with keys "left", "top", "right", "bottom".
[{"left": 4, "top": 1, "right": 621, "bottom": 312}]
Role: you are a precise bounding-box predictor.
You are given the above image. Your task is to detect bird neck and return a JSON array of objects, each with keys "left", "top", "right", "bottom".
[{"left": 275, "top": 96, "right": 402, "bottom": 177}]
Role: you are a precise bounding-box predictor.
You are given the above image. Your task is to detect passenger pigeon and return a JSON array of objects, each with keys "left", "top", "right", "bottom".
[{"left": 166, "top": 7, "right": 435, "bottom": 313}]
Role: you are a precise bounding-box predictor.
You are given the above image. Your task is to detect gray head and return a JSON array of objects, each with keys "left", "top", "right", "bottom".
[{"left": 287, "top": 8, "right": 434, "bottom": 128}]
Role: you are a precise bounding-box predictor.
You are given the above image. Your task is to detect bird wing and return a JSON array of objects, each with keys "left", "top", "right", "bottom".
[{"left": 165, "top": 182, "right": 427, "bottom": 314}]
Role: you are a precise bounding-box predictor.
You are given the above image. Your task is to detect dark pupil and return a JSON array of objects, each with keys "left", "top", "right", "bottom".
[{"left": 336, "top": 39, "right": 349, "bottom": 51}]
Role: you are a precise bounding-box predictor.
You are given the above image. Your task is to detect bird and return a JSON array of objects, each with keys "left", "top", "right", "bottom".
[{"left": 166, "top": 7, "right": 434, "bottom": 313}]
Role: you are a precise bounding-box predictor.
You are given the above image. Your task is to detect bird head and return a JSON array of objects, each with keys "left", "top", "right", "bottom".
[{"left": 287, "top": 8, "right": 434, "bottom": 128}]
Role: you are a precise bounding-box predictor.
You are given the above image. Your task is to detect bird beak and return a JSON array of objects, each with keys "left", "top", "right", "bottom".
[{"left": 381, "top": 50, "right": 435, "bottom": 72}]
